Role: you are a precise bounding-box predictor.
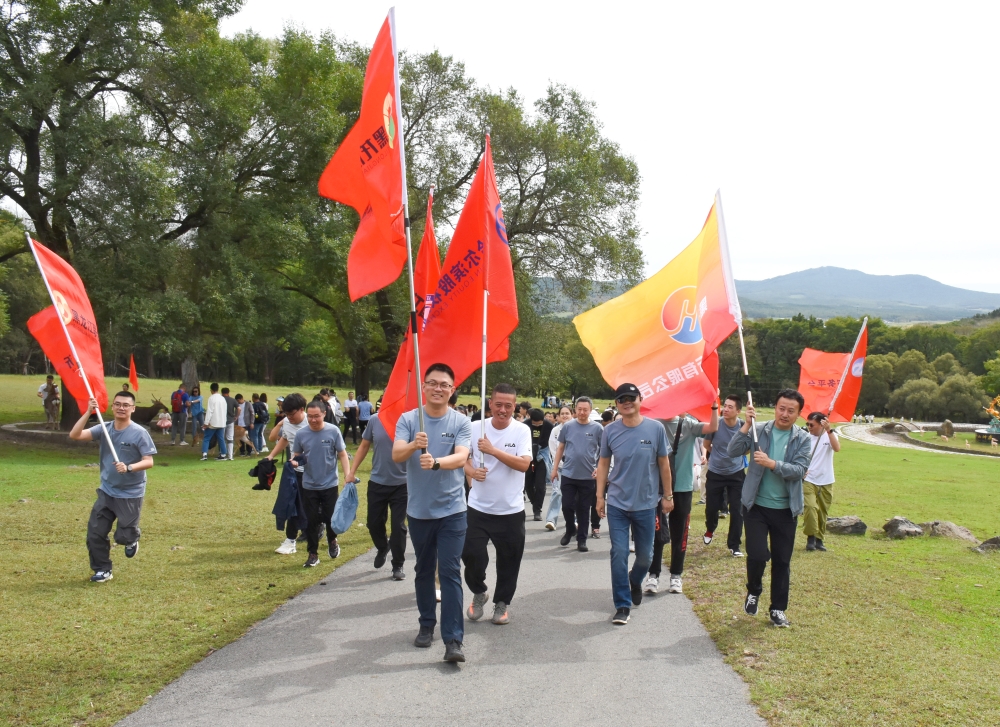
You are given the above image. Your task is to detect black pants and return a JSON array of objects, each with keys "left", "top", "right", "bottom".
[
  {"left": 705, "top": 470, "right": 746, "bottom": 550},
  {"left": 462, "top": 507, "right": 526, "bottom": 605},
  {"left": 367, "top": 481, "right": 408, "bottom": 568},
  {"left": 87, "top": 489, "right": 143, "bottom": 572},
  {"left": 302, "top": 487, "right": 339, "bottom": 555},
  {"left": 561, "top": 477, "right": 595, "bottom": 544},
  {"left": 650, "top": 490, "right": 693, "bottom": 577},
  {"left": 744, "top": 505, "right": 797, "bottom": 611},
  {"left": 343, "top": 415, "right": 359, "bottom": 444},
  {"left": 524, "top": 459, "right": 547, "bottom": 516}
]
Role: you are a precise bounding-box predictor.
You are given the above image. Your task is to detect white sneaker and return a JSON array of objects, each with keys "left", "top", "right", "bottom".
[
  {"left": 544, "top": 521, "right": 555, "bottom": 531},
  {"left": 260, "top": 447, "right": 269, "bottom": 454},
  {"left": 730, "top": 548, "right": 745, "bottom": 558},
  {"left": 275, "top": 538, "right": 297, "bottom": 555},
  {"left": 643, "top": 575, "right": 659, "bottom": 594},
  {"left": 435, "top": 589, "right": 442, "bottom": 602},
  {"left": 179, "top": 441, "right": 189, "bottom": 446},
  {"left": 227, "top": 455, "right": 234, "bottom": 461},
  {"left": 667, "top": 575, "right": 683, "bottom": 593},
  {"left": 629, "top": 540, "right": 635, "bottom": 553}
]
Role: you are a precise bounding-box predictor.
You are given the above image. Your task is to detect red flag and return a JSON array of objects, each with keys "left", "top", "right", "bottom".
[
  {"left": 381, "top": 136, "right": 518, "bottom": 437},
  {"left": 318, "top": 12, "right": 407, "bottom": 301},
  {"left": 26, "top": 239, "right": 109, "bottom": 414},
  {"left": 798, "top": 319, "right": 868, "bottom": 422},
  {"left": 129, "top": 353, "right": 139, "bottom": 392},
  {"left": 415, "top": 189, "right": 442, "bottom": 328}
]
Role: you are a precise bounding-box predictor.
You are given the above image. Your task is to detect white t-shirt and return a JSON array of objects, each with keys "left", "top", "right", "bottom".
[
  {"left": 281, "top": 417, "right": 308, "bottom": 473},
  {"left": 469, "top": 418, "right": 532, "bottom": 515},
  {"left": 805, "top": 431, "right": 837, "bottom": 486}
]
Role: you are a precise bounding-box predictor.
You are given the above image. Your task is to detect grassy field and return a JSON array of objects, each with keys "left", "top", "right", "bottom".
[
  {"left": 908, "top": 429, "right": 1000, "bottom": 455},
  {"left": 686, "top": 436, "right": 1000, "bottom": 727}
]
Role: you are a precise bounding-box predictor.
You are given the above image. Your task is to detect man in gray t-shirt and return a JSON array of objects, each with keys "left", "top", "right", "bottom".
[
  {"left": 551, "top": 398, "right": 605, "bottom": 549},
  {"left": 70, "top": 392, "right": 157, "bottom": 582},
  {"left": 703, "top": 395, "right": 748, "bottom": 556},
  {"left": 291, "top": 406, "right": 349, "bottom": 567},
  {"left": 392, "top": 364, "right": 472, "bottom": 662},
  {"left": 348, "top": 413, "right": 409, "bottom": 576}
]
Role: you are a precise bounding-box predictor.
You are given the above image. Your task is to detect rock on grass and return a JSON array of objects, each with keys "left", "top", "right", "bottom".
[
  {"left": 883, "top": 516, "right": 923, "bottom": 539},
  {"left": 827, "top": 516, "right": 867, "bottom": 535},
  {"left": 918, "top": 521, "right": 980, "bottom": 544}
]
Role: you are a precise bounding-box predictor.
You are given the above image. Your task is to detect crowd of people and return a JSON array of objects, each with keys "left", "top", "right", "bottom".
[{"left": 66, "top": 368, "right": 842, "bottom": 664}]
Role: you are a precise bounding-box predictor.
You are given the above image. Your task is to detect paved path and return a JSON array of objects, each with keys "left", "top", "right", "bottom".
[
  {"left": 839, "top": 423, "right": 979, "bottom": 456},
  {"left": 119, "top": 504, "right": 764, "bottom": 727}
]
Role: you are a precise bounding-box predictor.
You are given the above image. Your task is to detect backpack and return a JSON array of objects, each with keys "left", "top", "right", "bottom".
[{"left": 171, "top": 390, "right": 184, "bottom": 413}]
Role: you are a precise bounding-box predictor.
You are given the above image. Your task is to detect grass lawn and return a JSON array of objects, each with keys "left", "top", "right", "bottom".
[
  {"left": 908, "top": 430, "right": 1000, "bottom": 455},
  {"left": 686, "top": 436, "right": 1000, "bottom": 726}
]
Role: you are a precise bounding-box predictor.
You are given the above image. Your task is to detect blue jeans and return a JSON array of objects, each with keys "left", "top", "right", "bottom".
[
  {"left": 607, "top": 504, "right": 655, "bottom": 610},
  {"left": 408, "top": 511, "right": 467, "bottom": 643},
  {"left": 202, "top": 427, "right": 227, "bottom": 457},
  {"left": 252, "top": 422, "right": 265, "bottom": 452}
]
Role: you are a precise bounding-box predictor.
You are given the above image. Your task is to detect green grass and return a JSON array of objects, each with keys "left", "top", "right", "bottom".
[
  {"left": 908, "top": 430, "right": 1000, "bottom": 455},
  {"left": 685, "top": 437, "right": 1000, "bottom": 726}
]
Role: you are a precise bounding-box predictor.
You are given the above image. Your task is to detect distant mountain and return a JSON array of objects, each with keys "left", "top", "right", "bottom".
[
  {"left": 532, "top": 268, "right": 1000, "bottom": 323},
  {"left": 736, "top": 268, "right": 1000, "bottom": 322}
]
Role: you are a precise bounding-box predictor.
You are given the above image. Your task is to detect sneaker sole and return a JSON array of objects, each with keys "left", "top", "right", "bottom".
[
  {"left": 392, "top": 572, "right": 406, "bottom": 581},
  {"left": 491, "top": 615, "right": 509, "bottom": 625},
  {"left": 612, "top": 616, "right": 630, "bottom": 625},
  {"left": 770, "top": 621, "right": 791, "bottom": 628},
  {"left": 444, "top": 652, "right": 466, "bottom": 663},
  {"left": 544, "top": 523, "right": 555, "bottom": 531}
]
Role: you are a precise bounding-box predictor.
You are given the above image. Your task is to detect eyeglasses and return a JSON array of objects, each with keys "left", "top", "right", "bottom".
[
  {"left": 616, "top": 395, "right": 637, "bottom": 404},
  {"left": 423, "top": 380, "right": 454, "bottom": 391},
  {"left": 112, "top": 402, "right": 134, "bottom": 409}
]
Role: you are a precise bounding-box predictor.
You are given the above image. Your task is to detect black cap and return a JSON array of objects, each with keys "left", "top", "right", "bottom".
[{"left": 614, "top": 383, "right": 641, "bottom": 401}]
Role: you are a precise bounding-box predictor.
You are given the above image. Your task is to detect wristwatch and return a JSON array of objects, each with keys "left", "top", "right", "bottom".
[
  {"left": 126, "top": 464, "right": 133, "bottom": 473},
  {"left": 431, "top": 458, "right": 440, "bottom": 471},
  {"left": 662, "top": 494, "right": 673, "bottom": 501}
]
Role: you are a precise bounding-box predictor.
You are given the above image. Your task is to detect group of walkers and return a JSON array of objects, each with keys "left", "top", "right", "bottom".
[{"left": 70, "top": 366, "right": 841, "bottom": 665}]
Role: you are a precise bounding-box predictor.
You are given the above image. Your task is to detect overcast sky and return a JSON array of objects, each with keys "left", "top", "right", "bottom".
[{"left": 222, "top": 1, "right": 1000, "bottom": 293}]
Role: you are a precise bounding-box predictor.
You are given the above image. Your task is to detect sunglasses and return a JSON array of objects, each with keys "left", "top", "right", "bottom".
[{"left": 616, "top": 395, "right": 637, "bottom": 404}]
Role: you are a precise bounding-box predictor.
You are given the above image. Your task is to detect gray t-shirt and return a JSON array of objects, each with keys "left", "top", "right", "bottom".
[
  {"left": 396, "top": 408, "right": 471, "bottom": 519},
  {"left": 659, "top": 417, "right": 708, "bottom": 493},
  {"left": 600, "top": 418, "right": 670, "bottom": 511},
  {"left": 363, "top": 414, "right": 406, "bottom": 487},
  {"left": 292, "top": 423, "right": 346, "bottom": 490},
  {"left": 87, "top": 422, "right": 157, "bottom": 499},
  {"left": 557, "top": 419, "right": 605, "bottom": 480},
  {"left": 705, "top": 419, "right": 745, "bottom": 476}
]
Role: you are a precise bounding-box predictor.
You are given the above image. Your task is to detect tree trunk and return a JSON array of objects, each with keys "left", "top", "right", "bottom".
[
  {"left": 353, "top": 362, "right": 371, "bottom": 400},
  {"left": 181, "top": 355, "right": 199, "bottom": 393},
  {"left": 59, "top": 382, "right": 81, "bottom": 430},
  {"left": 263, "top": 350, "right": 273, "bottom": 386},
  {"left": 146, "top": 349, "right": 156, "bottom": 379}
]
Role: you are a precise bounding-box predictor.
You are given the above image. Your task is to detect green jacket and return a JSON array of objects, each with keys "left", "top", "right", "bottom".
[{"left": 727, "top": 420, "right": 811, "bottom": 516}]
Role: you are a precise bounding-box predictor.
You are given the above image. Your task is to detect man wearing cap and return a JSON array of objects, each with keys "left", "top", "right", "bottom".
[{"left": 595, "top": 383, "right": 673, "bottom": 625}]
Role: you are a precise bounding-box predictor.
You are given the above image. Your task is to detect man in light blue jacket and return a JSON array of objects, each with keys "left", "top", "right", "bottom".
[{"left": 727, "top": 388, "right": 811, "bottom": 628}]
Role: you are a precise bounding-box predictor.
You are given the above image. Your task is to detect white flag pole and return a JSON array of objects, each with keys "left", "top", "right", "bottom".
[
  {"left": 714, "top": 191, "right": 757, "bottom": 448},
  {"left": 479, "top": 133, "right": 493, "bottom": 446},
  {"left": 828, "top": 317, "right": 868, "bottom": 415},
  {"left": 390, "top": 8, "right": 427, "bottom": 446},
  {"left": 26, "top": 233, "right": 120, "bottom": 462}
]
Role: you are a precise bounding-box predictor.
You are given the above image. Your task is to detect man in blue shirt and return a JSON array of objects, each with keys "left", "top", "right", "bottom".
[
  {"left": 70, "top": 391, "right": 156, "bottom": 583},
  {"left": 357, "top": 395, "right": 374, "bottom": 436},
  {"left": 727, "top": 389, "right": 812, "bottom": 628},
  {"left": 393, "top": 363, "right": 472, "bottom": 663},
  {"left": 595, "top": 383, "right": 673, "bottom": 625}
]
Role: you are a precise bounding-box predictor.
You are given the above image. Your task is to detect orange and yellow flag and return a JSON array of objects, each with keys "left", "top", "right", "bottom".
[{"left": 573, "top": 192, "right": 742, "bottom": 421}]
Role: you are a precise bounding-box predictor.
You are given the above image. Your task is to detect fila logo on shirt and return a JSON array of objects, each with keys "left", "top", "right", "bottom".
[
  {"left": 503, "top": 442, "right": 516, "bottom": 449},
  {"left": 640, "top": 439, "right": 652, "bottom": 445},
  {"left": 441, "top": 432, "right": 455, "bottom": 439}
]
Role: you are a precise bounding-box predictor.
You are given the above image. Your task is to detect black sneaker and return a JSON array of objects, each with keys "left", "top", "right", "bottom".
[
  {"left": 577, "top": 543, "right": 589, "bottom": 553},
  {"left": 414, "top": 626, "right": 434, "bottom": 648},
  {"left": 630, "top": 582, "right": 643, "bottom": 607},
  {"left": 125, "top": 541, "right": 139, "bottom": 558},
  {"left": 533, "top": 512, "right": 542, "bottom": 521},
  {"left": 215, "top": 454, "right": 227, "bottom": 461},
  {"left": 90, "top": 570, "right": 113, "bottom": 583},
  {"left": 328, "top": 540, "right": 341, "bottom": 559},
  {"left": 744, "top": 592, "right": 759, "bottom": 616},
  {"left": 391, "top": 565, "right": 406, "bottom": 580},
  {"left": 560, "top": 532, "right": 573, "bottom": 546},
  {"left": 303, "top": 553, "right": 319, "bottom": 567},
  {"left": 719, "top": 510, "right": 729, "bottom": 519},
  {"left": 374, "top": 548, "right": 389, "bottom": 568},
  {"left": 443, "top": 640, "right": 466, "bottom": 663},
  {"left": 770, "top": 609, "right": 791, "bottom": 628},
  {"left": 612, "top": 607, "right": 630, "bottom": 625},
  {"left": 806, "top": 535, "right": 817, "bottom": 551},
  {"left": 591, "top": 528, "right": 601, "bottom": 539},
  {"left": 815, "top": 539, "right": 827, "bottom": 552}
]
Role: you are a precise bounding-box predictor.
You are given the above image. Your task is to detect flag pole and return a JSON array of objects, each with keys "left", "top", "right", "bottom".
[
  {"left": 390, "top": 8, "right": 426, "bottom": 443},
  {"left": 736, "top": 325, "right": 758, "bottom": 450},
  {"left": 26, "top": 233, "right": 120, "bottom": 462},
  {"left": 479, "top": 133, "right": 492, "bottom": 444},
  {"left": 828, "top": 317, "right": 868, "bottom": 415}
]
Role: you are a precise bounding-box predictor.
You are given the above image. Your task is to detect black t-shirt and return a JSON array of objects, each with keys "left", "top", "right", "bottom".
[{"left": 529, "top": 420, "right": 554, "bottom": 459}]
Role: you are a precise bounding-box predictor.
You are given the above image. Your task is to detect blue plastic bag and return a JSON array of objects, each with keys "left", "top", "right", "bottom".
[{"left": 331, "top": 479, "right": 359, "bottom": 535}]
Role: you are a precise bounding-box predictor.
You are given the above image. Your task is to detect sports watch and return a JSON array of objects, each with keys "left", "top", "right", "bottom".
[{"left": 431, "top": 458, "right": 440, "bottom": 471}]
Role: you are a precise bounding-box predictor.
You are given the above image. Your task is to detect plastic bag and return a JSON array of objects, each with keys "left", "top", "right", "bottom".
[{"left": 331, "top": 479, "right": 359, "bottom": 535}]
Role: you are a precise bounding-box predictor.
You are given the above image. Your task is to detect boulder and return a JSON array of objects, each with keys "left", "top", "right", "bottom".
[
  {"left": 883, "top": 516, "right": 923, "bottom": 539},
  {"left": 940, "top": 419, "right": 954, "bottom": 438},
  {"left": 973, "top": 537, "right": 1000, "bottom": 554},
  {"left": 827, "top": 516, "right": 867, "bottom": 535},
  {"left": 917, "top": 521, "right": 980, "bottom": 543}
]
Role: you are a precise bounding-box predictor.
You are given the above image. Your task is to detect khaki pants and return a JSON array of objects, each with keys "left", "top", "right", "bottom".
[{"left": 802, "top": 482, "right": 833, "bottom": 539}]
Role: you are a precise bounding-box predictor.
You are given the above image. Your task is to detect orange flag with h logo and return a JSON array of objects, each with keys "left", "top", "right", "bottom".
[{"left": 573, "top": 192, "right": 742, "bottom": 421}]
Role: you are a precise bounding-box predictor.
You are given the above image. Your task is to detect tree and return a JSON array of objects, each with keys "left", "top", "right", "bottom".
[
  {"left": 960, "top": 322, "right": 1000, "bottom": 375},
  {"left": 887, "top": 378, "right": 938, "bottom": 420},
  {"left": 931, "top": 353, "right": 963, "bottom": 381},
  {"left": 934, "top": 373, "right": 989, "bottom": 422},
  {"left": 981, "top": 351, "right": 1000, "bottom": 398},
  {"left": 858, "top": 354, "right": 894, "bottom": 415},
  {"left": 893, "top": 350, "right": 935, "bottom": 385}
]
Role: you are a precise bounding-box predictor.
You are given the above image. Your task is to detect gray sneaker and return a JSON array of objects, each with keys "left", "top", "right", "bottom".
[
  {"left": 391, "top": 565, "right": 405, "bottom": 580},
  {"left": 491, "top": 601, "right": 510, "bottom": 625},
  {"left": 467, "top": 591, "right": 489, "bottom": 621}
]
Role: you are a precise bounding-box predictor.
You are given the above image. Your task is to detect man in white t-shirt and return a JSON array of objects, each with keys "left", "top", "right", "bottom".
[
  {"left": 803, "top": 412, "right": 840, "bottom": 552},
  {"left": 462, "top": 382, "right": 532, "bottom": 625},
  {"left": 265, "top": 393, "right": 309, "bottom": 555}
]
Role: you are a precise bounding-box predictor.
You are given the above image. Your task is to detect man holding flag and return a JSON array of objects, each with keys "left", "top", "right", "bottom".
[{"left": 70, "top": 392, "right": 156, "bottom": 582}]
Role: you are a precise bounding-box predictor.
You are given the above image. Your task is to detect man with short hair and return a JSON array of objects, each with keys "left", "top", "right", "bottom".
[
  {"left": 357, "top": 394, "right": 374, "bottom": 436},
  {"left": 728, "top": 389, "right": 812, "bottom": 628},
  {"left": 524, "top": 408, "right": 553, "bottom": 521},
  {"left": 38, "top": 374, "right": 60, "bottom": 430},
  {"left": 596, "top": 384, "right": 673, "bottom": 625},
  {"left": 393, "top": 363, "right": 471, "bottom": 663},
  {"left": 702, "top": 395, "right": 747, "bottom": 558},
  {"left": 551, "top": 396, "right": 604, "bottom": 551},
  {"left": 347, "top": 411, "right": 409, "bottom": 580},
  {"left": 343, "top": 391, "right": 359, "bottom": 444},
  {"left": 463, "top": 383, "right": 532, "bottom": 626},
  {"left": 290, "top": 401, "right": 349, "bottom": 567},
  {"left": 201, "top": 383, "right": 228, "bottom": 461},
  {"left": 70, "top": 391, "right": 156, "bottom": 582},
  {"left": 267, "top": 393, "right": 310, "bottom": 553},
  {"left": 169, "top": 383, "right": 190, "bottom": 446},
  {"left": 221, "top": 387, "right": 238, "bottom": 461},
  {"left": 803, "top": 411, "right": 840, "bottom": 552}
]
